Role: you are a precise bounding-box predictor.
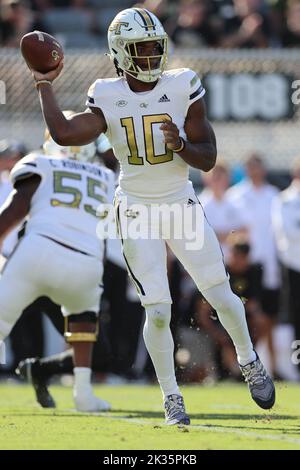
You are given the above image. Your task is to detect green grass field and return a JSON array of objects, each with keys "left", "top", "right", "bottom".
[{"left": 0, "top": 382, "right": 300, "bottom": 450}]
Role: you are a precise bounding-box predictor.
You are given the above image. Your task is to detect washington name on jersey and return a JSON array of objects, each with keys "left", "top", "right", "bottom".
[
  {"left": 87, "top": 68, "right": 205, "bottom": 202},
  {"left": 10, "top": 153, "right": 115, "bottom": 259}
]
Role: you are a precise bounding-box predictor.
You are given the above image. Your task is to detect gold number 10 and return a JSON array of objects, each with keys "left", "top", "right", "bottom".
[{"left": 121, "top": 114, "right": 173, "bottom": 165}]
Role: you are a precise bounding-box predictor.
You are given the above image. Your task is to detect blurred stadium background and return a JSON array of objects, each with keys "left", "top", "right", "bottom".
[{"left": 0, "top": 0, "right": 300, "bottom": 389}]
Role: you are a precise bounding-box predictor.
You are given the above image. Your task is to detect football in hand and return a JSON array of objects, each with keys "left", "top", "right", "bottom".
[{"left": 20, "top": 31, "right": 64, "bottom": 74}]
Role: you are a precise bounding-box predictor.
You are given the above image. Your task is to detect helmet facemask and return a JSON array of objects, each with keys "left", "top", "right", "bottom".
[{"left": 123, "top": 37, "right": 168, "bottom": 83}]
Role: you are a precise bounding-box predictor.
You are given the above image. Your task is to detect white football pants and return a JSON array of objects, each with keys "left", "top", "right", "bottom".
[{"left": 0, "top": 233, "right": 103, "bottom": 342}]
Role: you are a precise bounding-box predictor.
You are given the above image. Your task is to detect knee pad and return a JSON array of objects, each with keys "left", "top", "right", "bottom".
[
  {"left": 64, "top": 311, "right": 98, "bottom": 343},
  {"left": 145, "top": 304, "right": 171, "bottom": 329}
]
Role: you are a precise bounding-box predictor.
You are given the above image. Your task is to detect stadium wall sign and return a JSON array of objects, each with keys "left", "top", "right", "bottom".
[{"left": 202, "top": 73, "right": 294, "bottom": 122}]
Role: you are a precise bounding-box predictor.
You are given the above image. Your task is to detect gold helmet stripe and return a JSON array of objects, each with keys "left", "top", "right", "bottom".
[{"left": 133, "top": 8, "right": 156, "bottom": 31}]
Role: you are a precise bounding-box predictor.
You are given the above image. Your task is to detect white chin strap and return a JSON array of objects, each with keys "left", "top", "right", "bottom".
[
  {"left": 138, "top": 68, "right": 161, "bottom": 83},
  {"left": 126, "top": 66, "right": 161, "bottom": 83}
]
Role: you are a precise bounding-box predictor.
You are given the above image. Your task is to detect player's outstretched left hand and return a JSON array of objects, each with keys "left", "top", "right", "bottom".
[{"left": 160, "top": 120, "right": 181, "bottom": 150}]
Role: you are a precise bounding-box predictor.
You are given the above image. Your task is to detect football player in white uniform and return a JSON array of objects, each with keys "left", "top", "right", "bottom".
[
  {"left": 28, "top": 8, "right": 275, "bottom": 423},
  {"left": 0, "top": 127, "right": 115, "bottom": 412}
]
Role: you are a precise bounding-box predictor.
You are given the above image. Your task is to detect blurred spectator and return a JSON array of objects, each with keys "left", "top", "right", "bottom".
[
  {"left": 220, "top": 0, "right": 271, "bottom": 48},
  {"left": 178, "top": 290, "right": 241, "bottom": 382},
  {"left": 194, "top": 294, "right": 240, "bottom": 380},
  {"left": 0, "top": 0, "right": 297, "bottom": 49},
  {"left": 28, "top": 1, "right": 51, "bottom": 12},
  {"left": 0, "top": 0, "right": 49, "bottom": 47},
  {"left": 227, "top": 153, "right": 281, "bottom": 375},
  {"left": 34, "top": 0, "right": 290, "bottom": 50},
  {"left": 46, "top": 0, "right": 88, "bottom": 7},
  {"left": 134, "top": 0, "right": 171, "bottom": 26},
  {"left": 167, "top": 0, "right": 222, "bottom": 47},
  {"left": 230, "top": 163, "right": 247, "bottom": 185},
  {"left": 264, "top": 0, "right": 285, "bottom": 45},
  {"left": 272, "top": 158, "right": 300, "bottom": 373},
  {"left": 226, "top": 236, "right": 269, "bottom": 345},
  {"left": 176, "top": 294, "right": 220, "bottom": 383},
  {"left": 177, "top": 235, "right": 270, "bottom": 382},
  {"left": 281, "top": 0, "right": 300, "bottom": 46},
  {"left": 199, "top": 162, "right": 246, "bottom": 260}
]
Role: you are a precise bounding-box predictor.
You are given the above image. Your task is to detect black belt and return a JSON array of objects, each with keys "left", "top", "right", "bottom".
[{"left": 39, "top": 234, "right": 92, "bottom": 257}]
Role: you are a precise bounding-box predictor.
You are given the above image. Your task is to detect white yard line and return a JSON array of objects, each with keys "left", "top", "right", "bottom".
[
  {"left": 64, "top": 408, "right": 300, "bottom": 446},
  {"left": 192, "top": 424, "right": 300, "bottom": 446},
  {"left": 92, "top": 414, "right": 300, "bottom": 446}
]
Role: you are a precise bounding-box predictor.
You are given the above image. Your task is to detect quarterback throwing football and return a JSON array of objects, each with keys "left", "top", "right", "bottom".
[{"left": 28, "top": 8, "right": 275, "bottom": 424}]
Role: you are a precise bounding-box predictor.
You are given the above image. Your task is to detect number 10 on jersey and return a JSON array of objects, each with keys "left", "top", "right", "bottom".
[{"left": 121, "top": 114, "right": 173, "bottom": 165}]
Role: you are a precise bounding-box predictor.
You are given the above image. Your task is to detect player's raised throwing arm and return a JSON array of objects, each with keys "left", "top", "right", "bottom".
[
  {"left": 32, "top": 65, "right": 107, "bottom": 145},
  {"left": 160, "top": 98, "right": 217, "bottom": 172}
]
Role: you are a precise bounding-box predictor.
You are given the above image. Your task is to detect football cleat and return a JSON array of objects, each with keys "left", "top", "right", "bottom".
[
  {"left": 164, "top": 394, "right": 190, "bottom": 425},
  {"left": 16, "top": 358, "right": 56, "bottom": 408},
  {"left": 239, "top": 353, "right": 275, "bottom": 410}
]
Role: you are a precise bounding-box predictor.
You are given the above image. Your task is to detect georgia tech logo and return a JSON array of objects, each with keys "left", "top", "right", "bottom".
[
  {"left": 108, "top": 21, "right": 129, "bottom": 35},
  {"left": 51, "top": 50, "right": 60, "bottom": 61}
]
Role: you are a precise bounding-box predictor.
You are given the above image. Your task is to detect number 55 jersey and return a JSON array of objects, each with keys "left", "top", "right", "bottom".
[
  {"left": 87, "top": 68, "right": 205, "bottom": 202},
  {"left": 10, "top": 153, "right": 115, "bottom": 259}
]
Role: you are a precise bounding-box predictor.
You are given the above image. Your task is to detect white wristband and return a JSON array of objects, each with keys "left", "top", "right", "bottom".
[{"left": 35, "top": 80, "right": 52, "bottom": 89}]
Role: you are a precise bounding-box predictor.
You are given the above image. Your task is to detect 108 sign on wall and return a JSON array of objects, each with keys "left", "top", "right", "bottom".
[{"left": 204, "top": 73, "right": 294, "bottom": 121}]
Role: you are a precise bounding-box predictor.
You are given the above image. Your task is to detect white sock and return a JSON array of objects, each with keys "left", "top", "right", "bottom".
[
  {"left": 202, "top": 281, "right": 256, "bottom": 366},
  {"left": 73, "top": 367, "right": 92, "bottom": 393},
  {"left": 143, "top": 304, "right": 181, "bottom": 399}
]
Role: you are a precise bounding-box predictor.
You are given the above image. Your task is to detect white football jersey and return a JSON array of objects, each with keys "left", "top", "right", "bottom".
[
  {"left": 10, "top": 153, "right": 115, "bottom": 259},
  {"left": 87, "top": 68, "right": 205, "bottom": 202}
]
